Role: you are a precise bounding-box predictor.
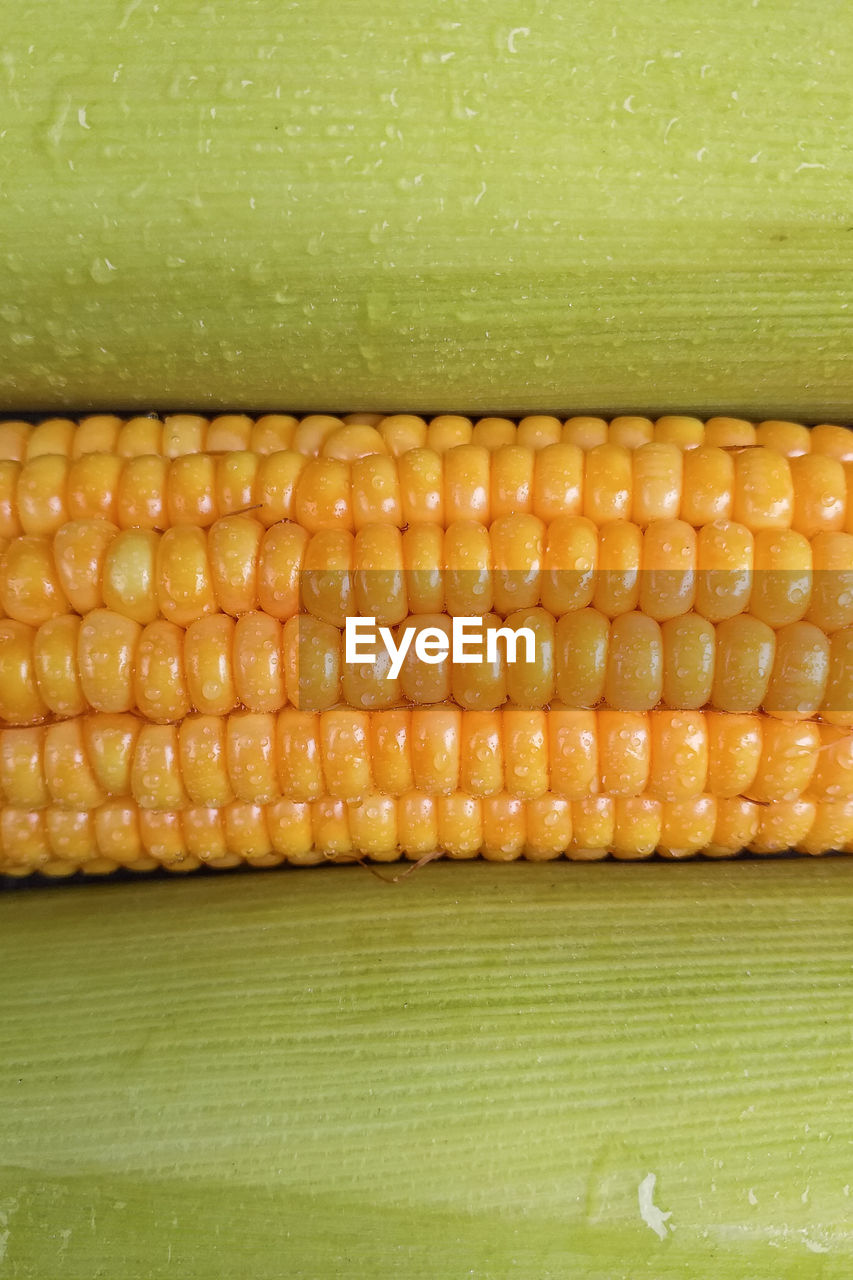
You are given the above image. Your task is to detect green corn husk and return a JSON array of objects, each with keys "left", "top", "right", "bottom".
[
  {"left": 2, "top": 860, "right": 853, "bottom": 1277},
  {"left": 0, "top": 0, "right": 851, "bottom": 416}
]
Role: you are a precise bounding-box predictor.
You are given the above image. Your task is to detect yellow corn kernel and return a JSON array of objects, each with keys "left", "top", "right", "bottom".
[
  {"left": 503, "top": 708, "right": 548, "bottom": 799},
  {"left": 282, "top": 615, "right": 341, "bottom": 711},
  {"left": 807, "top": 531, "right": 853, "bottom": 632},
  {"left": 256, "top": 521, "right": 307, "bottom": 621},
  {"left": 265, "top": 799, "right": 315, "bottom": 864},
  {"left": 177, "top": 715, "right": 234, "bottom": 807},
  {"left": 424, "top": 415, "right": 470, "bottom": 453},
  {"left": 524, "top": 794, "right": 572, "bottom": 860},
  {"left": 67, "top": 454, "right": 123, "bottom": 523},
  {"left": 611, "top": 416, "right": 654, "bottom": 450},
  {"left": 255, "top": 450, "right": 306, "bottom": 525},
  {"left": 789, "top": 453, "right": 846, "bottom": 536},
  {"left": 370, "top": 710, "right": 414, "bottom": 796},
  {"left": 116, "top": 416, "right": 163, "bottom": 457},
  {"left": 555, "top": 609, "right": 608, "bottom": 707},
  {"left": 302, "top": 529, "right": 354, "bottom": 627},
  {"left": 695, "top": 521, "right": 753, "bottom": 622},
  {"left": 733, "top": 448, "right": 793, "bottom": 529},
  {"left": 33, "top": 615, "right": 86, "bottom": 718},
  {"left": 444, "top": 444, "right": 490, "bottom": 525},
  {"left": 705, "top": 796, "right": 760, "bottom": 857},
  {"left": 227, "top": 712, "right": 280, "bottom": 804},
  {"left": 504, "top": 607, "right": 555, "bottom": 708},
  {"left": 681, "top": 446, "right": 734, "bottom": 525},
  {"left": 611, "top": 796, "right": 661, "bottom": 859},
  {"left": 796, "top": 799, "right": 853, "bottom": 856},
  {"left": 166, "top": 454, "right": 218, "bottom": 528},
  {"left": 649, "top": 710, "right": 708, "bottom": 801},
  {"left": 762, "top": 620, "right": 829, "bottom": 721},
  {"left": 631, "top": 443, "right": 683, "bottom": 524},
  {"left": 597, "top": 709, "right": 650, "bottom": 796},
  {"left": 583, "top": 443, "right": 631, "bottom": 523},
  {"left": 131, "top": 723, "right": 188, "bottom": 809},
  {"left": 711, "top": 614, "right": 776, "bottom": 712},
  {"left": 156, "top": 526, "right": 217, "bottom": 626},
  {"left": 639, "top": 519, "right": 696, "bottom": 621},
  {"left": 162, "top": 414, "right": 207, "bottom": 458},
  {"left": 541, "top": 515, "right": 597, "bottom": 616},
  {"left": 2, "top": 536, "right": 68, "bottom": 625},
  {"left": 134, "top": 620, "right": 190, "bottom": 723},
  {"left": 661, "top": 613, "right": 715, "bottom": 709},
  {"left": 809, "top": 423, "right": 853, "bottom": 462},
  {"left": 83, "top": 713, "right": 140, "bottom": 797},
  {"left": 0, "top": 620, "right": 48, "bottom": 724},
  {"left": 207, "top": 414, "right": 255, "bottom": 453},
  {"left": 749, "top": 799, "right": 816, "bottom": 854},
  {"left": 17, "top": 454, "right": 70, "bottom": 536},
  {"left": 398, "top": 615, "right": 452, "bottom": 705},
  {"left": 657, "top": 795, "right": 717, "bottom": 858},
  {"left": 532, "top": 443, "right": 583, "bottom": 522},
  {"left": 604, "top": 611, "right": 663, "bottom": 712},
  {"left": 117, "top": 455, "right": 168, "bottom": 529},
  {"left": 233, "top": 612, "right": 285, "bottom": 713},
  {"left": 451, "top": 612, "right": 506, "bottom": 710},
  {"left": 459, "top": 710, "right": 504, "bottom": 796},
  {"left": 0, "top": 726, "right": 48, "bottom": 808},
  {"left": 747, "top": 718, "right": 820, "bottom": 803},
  {"left": 44, "top": 720, "right": 105, "bottom": 809},
  {"left": 354, "top": 524, "right": 407, "bottom": 625},
  {"left": 351, "top": 453, "right": 403, "bottom": 529},
  {"left": 444, "top": 520, "right": 492, "bottom": 616},
  {"left": 399, "top": 449, "right": 444, "bottom": 526},
  {"left": 438, "top": 793, "right": 482, "bottom": 858},
  {"left": 184, "top": 614, "right": 237, "bottom": 716},
  {"left": 568, "top": 795, "right": 614, "bottom": 859},
  {"left": 377, "top": 414, "right": 428, "bottom": 457},
  {"left": 755, "top": 420, "right": 812, "bottom": 456},
  {"left": 654, "top": 415, "right": 705, "bottom": 449},
  {"left": 53, "top": 519, "right": 114, "bottom": 615},
  {"left": 102, "top": 528, "right": 160, "bottom": 625},
  {"left": 705, "top": 712, "right": 763, "bottom": 797},
  {"left": 77, "top": 609, "right": 140, "bottom": 713},
  {"left": 403, "top": 524, "right": 444, "bottom": 614},
  {"left": 490, "top": 444, "right": 535, "bottom": 519},
  {"left": 398, "top": 791, "right": 439, "bottom": 858},
  {"left": 562, "top": 416, "right": 608, "bottom": 449},
  {"left": 704, "top": 417, "right": 755, "bottom": 449},
  {"left": 294, "top": 458, "right": 352, "bottom": 532},
  {"left": 548, "top": 708, "right": 598, "bottom": 799},
  {"left": 472, "top": 417, "right": 516, "bottom": 451},
  {"left": 749, "top": 529, "right": 812, "bottom": 628}
]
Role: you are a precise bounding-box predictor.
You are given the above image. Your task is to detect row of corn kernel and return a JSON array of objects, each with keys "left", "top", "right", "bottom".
[
  {"left": 1, "top": 705, "right": 850, "bottom": 811},
  {"left": 3, "top": 512, "right": 852, "bottom": 633},
  {"left": 265, "top": 520, "right": 852, "bottom": 632},
  {"left": 1, "top": 412, "right": 852, "bottom": 463},
  {"left": 4, "top": 791, "right": 853, "bottom": 879},
  {"left": 3, "top": 441, "right": 852, "bottom": 540},
  {"left": 3, "top": 606, "right": 853, "bottom": 727}
]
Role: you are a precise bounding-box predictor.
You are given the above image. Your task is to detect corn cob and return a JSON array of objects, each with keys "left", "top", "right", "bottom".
[
  {"left": 2, "top": 422, "right": 853, "bottom": 875},
  {"left": 3, "top": 413, "right": 853, "bottom": 463}
]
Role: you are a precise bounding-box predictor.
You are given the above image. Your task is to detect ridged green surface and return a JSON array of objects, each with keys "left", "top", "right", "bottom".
[
  {"left": 1, "top": 0, "right": 851, "bottom": 416},
  {"left": 2, "top": 860, "right": 853, "bottom": 1277}
]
